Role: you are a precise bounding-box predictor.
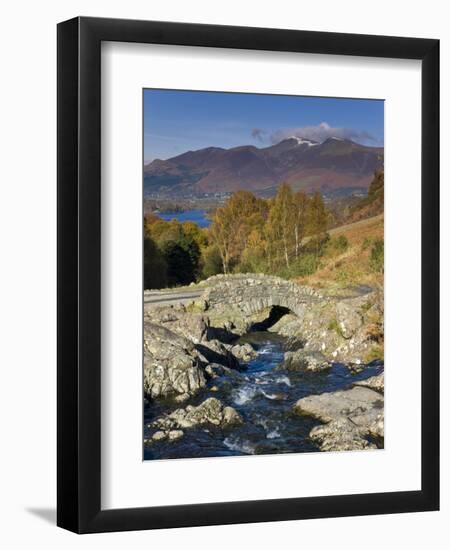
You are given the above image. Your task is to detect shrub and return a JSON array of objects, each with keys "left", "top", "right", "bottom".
[
  {"left": 201, "top": 245, "right": 223, "bottom": 278},
  {"left": 334, "top": 266, "right": 365, "bottom": 286},
  {"left": 162, "top": 240, "right": 197, "bottom": 286},
  {"left": 327, "top": 235, "right": 349, "bottom": 255},
  {"left": 370, "top": 238, "right": 384, "bottom": 273},
  {"left": 303, "top": 234, "right": 329, "bottom": 257},
  {"left": 143, "top": 236, "right": 168, "bottom": 289},
  {"left": 291, "top": 253, "right": 320, "bottom": 277},
  {"left": 362, "top": 237, "right": 373, "bottom": 251}
]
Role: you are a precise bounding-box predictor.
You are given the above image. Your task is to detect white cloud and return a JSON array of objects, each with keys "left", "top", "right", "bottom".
[{"left": 270, "top": 122, "right": 379, "bottom": 146}]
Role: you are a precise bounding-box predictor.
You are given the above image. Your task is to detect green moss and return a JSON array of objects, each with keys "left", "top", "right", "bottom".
[
  {"left": 328, "top": 318, "right": 344, "bottom": 338},
  {"left": 360, "top": 300, "right": 373, "bottom": 313},
  {"left": 365, "top": 344, "right": 384, "bottom": 363},
  {"left": 185, "top": 300, "right": 206, "bottom": 313}
]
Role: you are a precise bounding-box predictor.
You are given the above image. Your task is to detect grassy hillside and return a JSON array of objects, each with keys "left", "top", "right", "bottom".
[
  {"left": 346, "top": 170, "right": 384, "bottom": 223},
  {"left": 297, "top": 214, "right": 384, "bottom": 293}
]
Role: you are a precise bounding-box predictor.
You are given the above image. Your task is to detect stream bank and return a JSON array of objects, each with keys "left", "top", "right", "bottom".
[
  {"left": 143, "top": 275, "right": 384, "bottom": 459},
  {"left": 144, "top": 331, "right": 383, "bottom": 459}
]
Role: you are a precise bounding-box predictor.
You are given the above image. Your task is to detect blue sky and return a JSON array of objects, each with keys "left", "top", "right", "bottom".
[{"left": 143, "top": 89, "right": 384, "bottom": 163}]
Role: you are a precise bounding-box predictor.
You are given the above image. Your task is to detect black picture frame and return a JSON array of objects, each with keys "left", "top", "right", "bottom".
[{"left": 57, "top": 16, "right": 439, "bottom": 533}]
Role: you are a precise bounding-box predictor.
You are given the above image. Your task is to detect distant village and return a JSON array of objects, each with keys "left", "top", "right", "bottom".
[{"left": 144, "top": 187, "right": 368, "bottom": 215}]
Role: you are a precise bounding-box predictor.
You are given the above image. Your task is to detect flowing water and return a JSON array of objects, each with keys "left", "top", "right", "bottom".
[{"left": 143, "top": 332, "right": 383, "bottom": 460}]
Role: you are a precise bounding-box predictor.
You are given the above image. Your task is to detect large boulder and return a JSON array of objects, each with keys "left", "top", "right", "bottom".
[
  {"left": 278, "top": 350, "right": 331, "bottom": 372},
  {"left": 143, "top": 322, "right": 206, "bottom": 400},
  {"left": 309, "top": 418, "right": 377, "bottom": 451},
  {"left": 195, "top": 339, "right": 240, "bottom": 369},
  {"left": 204, "top": 363, "right": 240, "bottom": 379},
  {"left": 145, "top": 306, "right": 209, "bottom": 343},
  {"left": 294, "top": 386, "right": 383, "bottom": 423},
  {"left": 230, "top": 342, "right": 257, "bottom": 362},
  {"left": 149, "top": 398, "right": 243, "bottom": 442},
  {"left": 293, "top": 386, "right": 384, "bottom": 451},
  {"left": 353, "top": 372, "right": 384, "bottom": 394}
]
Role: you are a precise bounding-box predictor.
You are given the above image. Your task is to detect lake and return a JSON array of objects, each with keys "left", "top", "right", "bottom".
[{"left": 157, "top": 209, "right": 211, "bottom": 228}]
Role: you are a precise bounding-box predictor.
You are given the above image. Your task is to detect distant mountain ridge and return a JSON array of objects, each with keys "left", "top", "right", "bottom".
[{"left": 144, "top": 137, "right": 384, "bottom": 198}]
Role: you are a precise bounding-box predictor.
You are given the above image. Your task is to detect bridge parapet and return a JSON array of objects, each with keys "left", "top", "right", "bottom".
[{"left": 199, "top": 274, "right": 325, "bottom": 318}]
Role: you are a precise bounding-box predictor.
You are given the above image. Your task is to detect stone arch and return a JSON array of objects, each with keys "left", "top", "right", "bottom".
[
  {"left": 240, "top": 294, "right": 307, "bottom": 318},
  {"left": 201, "top": 274, "right": 323, "bottom": 325}
]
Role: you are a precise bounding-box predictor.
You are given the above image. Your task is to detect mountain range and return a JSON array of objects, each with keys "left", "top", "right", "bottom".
[{"left": 144, "top": 136, "right": 384, "bottom": 198}]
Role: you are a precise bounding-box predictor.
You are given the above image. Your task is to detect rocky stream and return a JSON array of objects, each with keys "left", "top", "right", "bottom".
[{"left": 143, "top": 274, "right": 384, "bottom": 460}]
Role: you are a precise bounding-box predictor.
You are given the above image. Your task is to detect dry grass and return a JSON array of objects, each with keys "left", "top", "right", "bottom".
[{"left": 297, "top": 215, "right": 384, "bottom": 292}]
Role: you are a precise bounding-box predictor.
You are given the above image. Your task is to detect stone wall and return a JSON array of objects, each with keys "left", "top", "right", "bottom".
[{"left": 199, "top": 274, "right": 325, "bottom": 319}]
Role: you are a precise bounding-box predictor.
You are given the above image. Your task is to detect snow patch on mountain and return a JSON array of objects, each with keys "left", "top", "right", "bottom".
[{"left": 287, "top": 136, "right": 319, "bottom": 147}]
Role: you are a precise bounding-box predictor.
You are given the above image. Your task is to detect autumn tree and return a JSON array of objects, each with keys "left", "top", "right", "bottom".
[
  {"left": 210, "top": 191, "right": 268, "bottom": 274},
  {"left": 144, "top": 217, "right": 202, "bottom": 286},
  {"left": 368, "top": 169, "right": 384, "bottom": 200},
  {"left": 143, "top": 232, "right": 168, "bottom": 289},
  {"left": 293, "top": 191, "right": 309, "bottom": 259},
  {"left": 307, "top": 192, "right": 328, "bottom": 256},
  {"left": 240, "top": 228, "right": 267, "bottom": 272},
  {"left": 201, "top": 244, "right": 223, "bottom": 278},
  {"left": 182, "top": 221, "right": 209, "bottom": 251},
  {"left": 162, "top": 240, "right": 198, "bottom": 285},
  {"left": 266, "top": 183, "right": 295, "bottom": 269}
]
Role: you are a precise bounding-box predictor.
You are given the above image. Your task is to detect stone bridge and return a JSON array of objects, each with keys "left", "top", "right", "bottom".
[{"left": 199, "top": 273, "right": 325, "bottom": 319}]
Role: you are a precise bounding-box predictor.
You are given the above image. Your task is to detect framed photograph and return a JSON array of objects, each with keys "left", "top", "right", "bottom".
[{"left": 57, "top": 17, "right": 439, "bottom": 533}]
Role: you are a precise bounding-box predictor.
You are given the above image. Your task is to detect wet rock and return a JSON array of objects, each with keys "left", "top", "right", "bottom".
[
  {"left": 152, "top": 430, "right": 167, "bottom": 442},
  {"left": 261, "top": 390, "right": 288, "bottom": 401},
  {"left": 293, "top": 386, "right": 384, "bottom": 451},
  {"left": 223, "top": 406, "right": 243, "bottom": 425},
  {"left": 230, "top": 342, "right": 257, "bottom": 362},
  {"left": 204, "top": 364, "right": 220, "bottom": 378},
  {"left": 143, "top": 322, "right": 206, "bottom": 400},
  {"left": 195, "top": 339, "right": 240, "bottom": 368},
  {"left": 346, "top": 362, "right": 365, "bottom": 374},
  {"left": 310, "top": 418, "right": 377, "bottom": 451},
  {"left": 353, "top": 372, "right": 384, "bottom": 394},
  {"left": 278, "top": 350, "right": 331, "bottom": 372},
  {"left": 167, "top": 430, "right": 184, "bottom": 441},
  {"left": 204, "top": 363, "right": 240, "bottom": 379},
  {"left": 174, "top": 393, "right": 191, "bottom": 403},
  {"left": 146, "top": 428, "right": 184, "bottom": 444},
  {"left": 152, "top": 397, "right": 243, "bottom": 434}
]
